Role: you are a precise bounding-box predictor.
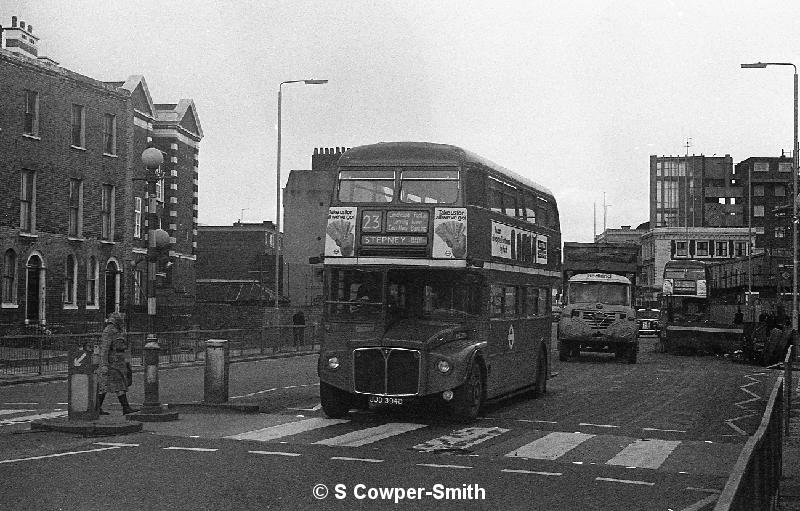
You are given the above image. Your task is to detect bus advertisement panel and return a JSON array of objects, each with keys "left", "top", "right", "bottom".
[{"left": 317, "top": 142, "right": 560, "bottom": 422}]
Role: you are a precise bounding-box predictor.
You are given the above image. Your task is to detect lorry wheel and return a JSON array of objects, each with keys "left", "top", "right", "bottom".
[
  {"left": 452, "top": 361, "right": 484, "bottom": 422},
  {"left": 320, "top": 381, "right": 353, "bottom": 418},
  {"left": 532, "top": 346, "right": 548, "bottom": 398}
]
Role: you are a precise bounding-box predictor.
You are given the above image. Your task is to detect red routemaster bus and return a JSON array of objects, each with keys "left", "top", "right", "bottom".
[{"left": 318, "top": 142, "right": 561, "bottom": 421}]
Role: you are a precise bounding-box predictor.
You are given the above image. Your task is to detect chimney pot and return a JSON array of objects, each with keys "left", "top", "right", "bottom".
[
  {"left": 28, "top": 25, "right": 32, "bottom": 33},
  {"left": 11, "top": 16, "right": 17, "bottom": 27},
  {"left": 20, "top": 21, "right": 25, "bottom": 29}
]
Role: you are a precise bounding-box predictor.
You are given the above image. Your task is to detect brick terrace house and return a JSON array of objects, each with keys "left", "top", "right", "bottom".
[{"left": 0, "top": 17, "right": 202, "bottom": 334}]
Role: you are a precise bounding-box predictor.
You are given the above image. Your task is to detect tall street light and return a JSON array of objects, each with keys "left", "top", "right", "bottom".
[
  {"left": 741, "top": 62, "right": 798, "bottom": 333},
  {"left": 275, "top": 79, "right": 328, "bottom": 335}
]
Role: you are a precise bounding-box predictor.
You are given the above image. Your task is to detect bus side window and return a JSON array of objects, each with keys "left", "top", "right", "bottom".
[
  {"left": 539, "top": 287, "right": 549, "bottom": 315},
  {"left": 527, "top": 287, "right": 539, "bottom": 315},
  {"left": 504, "top": 286, "right": 516, "bottom": 317},
  {"left": 490, "top": 285, "right": 504, "bottom": 317}
]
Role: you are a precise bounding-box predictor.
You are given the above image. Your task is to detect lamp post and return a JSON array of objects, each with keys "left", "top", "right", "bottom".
[
  {"left": 137, "top": 147, "right": 178, "bottom": 421},
  {"left": 275, "top": 79, "right": 327, "bottom": 333},
  {"left": 741, "top": 62, "right": 799, "bottom": 333}
]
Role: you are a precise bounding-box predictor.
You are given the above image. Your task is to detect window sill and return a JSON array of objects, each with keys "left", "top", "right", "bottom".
[
  {"left": 67, "top": 236, "right": 85, "bottom": 242},
  {"left": 22, "top": 133, "right": 41, "bottom": 141},
  {"left": 1, "top": 303, "right": 19, "bottom": 309},
  {"left": 86, "top": 305, "right": 100, "bottom": 310},
  {"left": 18, "top": 232, "right": 38, "bottom": 238},
  {"left": 70, "top": 145, "right": 86, "bottom": 151},
  {"left": 63, "top": 304, "right": 79, "bottom": 310},
  {"left": 103, "top": 153, "right": 118, "bottom": 158},
  {"left": 100, "top": 240, "right": 116, "bottom": 245}
]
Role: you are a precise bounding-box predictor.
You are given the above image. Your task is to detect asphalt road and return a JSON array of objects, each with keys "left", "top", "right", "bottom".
[{"left": 0, "top": 336, "right": 781, "bottom": 510}]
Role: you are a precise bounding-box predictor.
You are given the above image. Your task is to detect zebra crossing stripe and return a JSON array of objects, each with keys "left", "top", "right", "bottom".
[
  {"left": 606, "top": 439, "right": 681, "bottom": 469},
  {"left": 315, "top": 423, "right": 427, "bottom": 447},
  {"left": 0, "top": 410, "right": 67, "bottom": 426},
  {"left": 0, "top": 409, "right": 35, "bottom": 416},
  {"left": 505, "top": 432, "right": 595, "bottom": 460},
  {"left": 414, "top": 427, "right": 509, "bottom": 452},
  {"left": 225, "top": 417, "right": 349, "bottom": 441}
]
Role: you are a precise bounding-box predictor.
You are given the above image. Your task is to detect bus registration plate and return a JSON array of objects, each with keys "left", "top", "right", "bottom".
[{"left": 368, "top": 395, "right": 404, "bottom": 406}]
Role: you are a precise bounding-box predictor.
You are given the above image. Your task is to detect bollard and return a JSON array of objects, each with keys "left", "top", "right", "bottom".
[
  {"left": 68, "top": 345, "right": 98, "bottom": 421},
  {"left": 128, "top": 334, "right": 179, "bottom": 422},
  {"left": 204, "top": 339, "right": 229, "bottom": 404}
]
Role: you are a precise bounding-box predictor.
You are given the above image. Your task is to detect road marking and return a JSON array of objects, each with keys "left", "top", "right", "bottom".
[
  {"left": 606, "top": 439, "right": 681, "bottom": 469},
  {"left": 505, "top": 432, "right": 595, "bottom": 460},
  {"left": 249, "top": 451, "right": 302, "bottom": 457},
  {"left": 679, "top": 494, "right": 719, "bottom": 511},
  {"left": 163, "top": 447, "right": 218, "bottom": 452},
  {"left": 0, "top": 410, "right": 67, "bottom": 425},
  {"left": 287, "top": 404, "right": 322, "bottom": 412},
  {"left": 414, "top": 427, "right": 509, "bottom": 452},
  {"left": 226, "top": 417, "right": 349, "bottom": 441},
  {"left": 315, "top": 422, "right": 427, "bottom": 447},
  {"left": 515, "top": 419, "right": 558, "bottom": 424},
  {"left": 642, "top": 427, "right": 687, "bottom": 433},
  {"left": 0, "top": 446, "right": 123, "bottom": 464},
  {"left": 579, "top": 423, "right": 619, "bottom": 428},
  {"left": 232, "top": 388, "right": 278, "bottom": 399},
  {"left": 0, "top": 409, "right": 34, "bottom": 416},
  {"left": 331, "top": 456, "right": 384, "bottom": 463},
  {"left": 595, "top": 477, "right": 655, "bottom": 486},
  {"left": 417, "top": 463, "right": 472, "bottom": 469},
  {"left": 501, "top": 469, "right": 562, "bottom": 476},
  {"left": 94, "top": 442, "right": 140, "bottom": 447},
  {"left": 0, "top": 402, "right": 39, "bottom": 406}
]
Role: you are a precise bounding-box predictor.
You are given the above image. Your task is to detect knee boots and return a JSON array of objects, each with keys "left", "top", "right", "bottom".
[
  {"left": 95, "top": 393, "right": 110, "bottom": 415},
  {"left": 118, "top": 393, "right": 139, "bottom": 415}
]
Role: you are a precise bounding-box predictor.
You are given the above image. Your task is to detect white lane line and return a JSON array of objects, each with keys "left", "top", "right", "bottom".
[
  {"left": 596, "top": 477, "right": 655, "bottom": 486},
  {"left": 315, "top": 423, "right": 427, "bottom": 447},
  {"left": 642, "top": 427, "right": 687, "bottom": 433},
  {"left": 501, "top": 469, "right": 562, "bottom": 476},
  {"left": 0, "top": 402, "right": 39, "bottom": 406},
  {"left": 249, "top": 451, "right": 302, "bottom": 457},
  {"left": 163, "top": 447, "right": 218, "bottom": 452},
  {"left": 506, "top": 432, "right": 595, "bottom": 460},
  {"left": 579, "top": 423, "right": 619, "bottom": 428},
  {"left": 225, "top": 417, "right": 349, "bottom": 441},
  {"left": 417, "top": 463, "right": 472, "bottom": 469},
  {"left": 516, "top": 419, "right": 558, "bottom": 424},
  {"left": 606, "top": 439, "right": 681, "bottom": 469},
  {"left": 331, "top": 456, "right": 384, "bottom": 463},
  {"left": 0, "top": 410, "right": 67, "bottom": 425},
  {"left": 94, "top": 442, "right": 140, "bottom": 447},
  {"left": 679, "top": 494, "right": 719, "bottom": 511},
  {"left": 0, "top": 446, "right": 123, "bottom": 464},
  {"left": 0, "top": 409, "right": 34, "bottom": 416},
  {"left": 414, "top": 427, "right": 509, "bottom": 452}
]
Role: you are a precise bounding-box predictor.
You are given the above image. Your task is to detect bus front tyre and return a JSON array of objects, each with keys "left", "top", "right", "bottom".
[
  {"left": 320, "top": 381, "right": 353, "bottom": 419},
  {"left": 452, "top": 361, "right": 484, "bottom": 422}
]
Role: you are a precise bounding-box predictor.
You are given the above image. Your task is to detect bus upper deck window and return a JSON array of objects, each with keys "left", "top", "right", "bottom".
[
  {"left": 400, "top": 168, "right": 459, "bottom": 204},
  {"left": 338, "top": 169, "right": 395, "bottom": 203}
]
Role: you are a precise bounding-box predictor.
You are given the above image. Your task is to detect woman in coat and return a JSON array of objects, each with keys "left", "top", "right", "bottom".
[{"left": 96, "top": 312, "right": 137, "bottom": 415}]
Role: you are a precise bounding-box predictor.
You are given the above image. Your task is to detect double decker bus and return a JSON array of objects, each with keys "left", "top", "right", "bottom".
[
  {"left": 318, "top": 142, "right": 560, "bottom": 421},
  {"left": 660, "top": 259, "right": 742, "bottom": 353}
]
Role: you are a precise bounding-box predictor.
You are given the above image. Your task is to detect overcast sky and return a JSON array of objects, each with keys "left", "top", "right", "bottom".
[{"left": 3, "top": 1, "right": 799, "bottom": 243}]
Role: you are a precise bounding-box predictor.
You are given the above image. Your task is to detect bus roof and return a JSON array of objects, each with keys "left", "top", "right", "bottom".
[
  {"left": 568, "top": 273, "right": 632, "bottom": 284},
  {"left": 338, "top": 142, "right": 554, "bottom": 198}
]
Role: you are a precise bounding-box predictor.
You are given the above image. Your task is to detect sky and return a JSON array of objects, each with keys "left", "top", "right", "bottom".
[{"left": 3, "top": 0, "right": 800, "bottom": 243}]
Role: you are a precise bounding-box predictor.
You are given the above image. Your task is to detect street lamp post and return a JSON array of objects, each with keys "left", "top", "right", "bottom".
[
  {"left": 741, "top": 62, "right": 799, "bottom": 333},
  {"left": 275, "top": 79, "right": 327, "bottom": 337}
]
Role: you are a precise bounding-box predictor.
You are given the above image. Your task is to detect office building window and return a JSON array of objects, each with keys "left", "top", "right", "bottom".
[
  {"left": 775, "top": 184, "right": 786, "bottom": 197},
  {"left": 101, "top": 184, "right": 115, "bottom": 241},
  {"left": 754, "top": 162, "right": 769, "bottom": 172},
  {"left": 735, "top": 242, "right": 747, "bottom": 257},
  {"left": 71, "top": 104, "right": 85, "bottom": 148},
  {"left": 775, "top": 227, "right": 787, "bottom": 238},
  {"left": 779, "top": 162, "right": 792, "bottom": 173},
  {"left": 24, "top": 90, "right": 39, "bottom": 136},
  {"left": 2, "top": 249, "right": 17, "bottom": 305},
  {"left": 754, "top": 205, "right": 765, "bottom": 217},
  {"left": 64, "top": 254, "right": 77, "bottom": 306},
  {"left": 87, "top": 256, "right": 98, "bottom": 307},
  {"left": 68, "top": 178, "right": 83, "bottom": 237},
  {"left": 753, "top": 185, "right": 764, "bottom": 197},
  {"left": 696, "top": 241, "right": 709, "bottom": 257},
  {"left": 134, "top": 197, "right": 142, "bottom": 238},
  {"left": 156, "top": 179, "right": 164, "bottom": 202},
  {"left": 675, "top": 241, "right": 688, "bottom": 257},
  {"left": 20, "top": 170, "right": 35, "bottom": 233},
  {"left": 103, "top": 114, "right": 117, "bottom": 155}
]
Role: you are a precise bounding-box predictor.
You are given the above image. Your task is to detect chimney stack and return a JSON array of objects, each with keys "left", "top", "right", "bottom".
[{"left": 4, "top": 16, "right": 40, "bottom": 59}]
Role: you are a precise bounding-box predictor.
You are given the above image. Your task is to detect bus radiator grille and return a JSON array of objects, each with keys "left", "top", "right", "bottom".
[{"left": 353, "top": 348, "right": 420, "bottom": 396}]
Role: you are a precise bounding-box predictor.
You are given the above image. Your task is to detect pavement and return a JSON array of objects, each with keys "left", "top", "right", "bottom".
[{"left": 781, "top": 372, "right": 800, "bottom": 510}]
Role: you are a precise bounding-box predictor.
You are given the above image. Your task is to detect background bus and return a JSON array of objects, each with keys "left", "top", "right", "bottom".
[
  {"left": 318, "top": 141, "right": 560, "bottom": 421},
  {"left": 557, "top": 273, "right": 638, "bottom": 363}
]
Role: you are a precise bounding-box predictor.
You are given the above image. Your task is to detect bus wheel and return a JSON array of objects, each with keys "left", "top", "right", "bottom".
[
  {"left": 320, "top": 381, "right": 353, "bottom": 419},
  {"left": 532, "top": 346, "right": 548, "bottom": 398},
  {"left": 452, "top": 361, "right": 483, "bottom": 422}
]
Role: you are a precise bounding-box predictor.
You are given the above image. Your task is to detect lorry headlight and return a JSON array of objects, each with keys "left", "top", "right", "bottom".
[
  {"left": 437, "top": 360, "right": 452, "bottom": 373},
  {"left": 327, "top": 356, "right": 340, "bottom": 370}
]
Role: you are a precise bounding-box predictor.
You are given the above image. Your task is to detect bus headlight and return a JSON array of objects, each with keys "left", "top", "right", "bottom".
[
  {"left": 327, "top": 356, "right": 340, "bottom": 370},
  {"left": 437, "top": 360, "right": 452, "bottom": 373}
]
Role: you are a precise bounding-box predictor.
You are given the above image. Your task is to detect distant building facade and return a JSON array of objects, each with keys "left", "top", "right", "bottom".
[{"left": 594, "top": 224, "right": 648, "bottom": 244}]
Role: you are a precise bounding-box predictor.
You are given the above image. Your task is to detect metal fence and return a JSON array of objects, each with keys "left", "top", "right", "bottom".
[
  {"left": 714, "top": 345, "right": 792, "bottom": 511},
  {"left": 0, "top": 323, "right": 321, "bottom": 376}
]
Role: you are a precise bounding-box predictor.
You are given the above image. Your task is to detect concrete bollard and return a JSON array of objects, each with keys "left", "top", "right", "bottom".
[
  {"left": 68, "top": 345, "right": 98, "bottom": 421},
  {"left": 204, "top": 339, "right": 229, "bottom": 404}
]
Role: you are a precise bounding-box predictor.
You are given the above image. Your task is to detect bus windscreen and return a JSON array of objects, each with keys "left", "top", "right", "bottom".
[{"left": 569, "top": 282, "right": 630, "bottom": 306}]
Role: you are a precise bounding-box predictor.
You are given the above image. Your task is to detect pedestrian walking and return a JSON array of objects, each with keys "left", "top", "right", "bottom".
[
  {"left": 292, "top": 310, "right": 305, "bottom": 347},
  {"left": 96, "top": 312, "right": 137, "bottom": 415}
]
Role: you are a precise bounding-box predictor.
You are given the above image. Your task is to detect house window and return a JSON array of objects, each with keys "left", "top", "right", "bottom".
[
  {"left": 20, "top": 170, "right": 35, "bottom": 233},
  {"left": 775, "top": 227, "right": 787, "bottom": 238},
  {"left": 735, "top": 242, "right": 747, "bottom": 257},
  {"left": 87, "top": 256, "right": 98, "bottom": 307},
  {"left": 101, "top": 184, "right": 115, "bottom": 241},
  {"left": 715, "top": 241, "right": 729, "bottom": 257},
  {"left": 753, "top": 185, "right": 765, "bottom": 197},
  {"left": 103, "top": 114, "right": 117, "bottom": 155},
  {"left": 71, "top": 104, "right": 85, "bottom": 148},
  {"left": 779, "top": 162, "right": 792, "bottom": 173},
  {"left": 753, "top": 205, "right": 765, "bottom": 217},
  {"left": 696, "top": 241, "right": 709, "bottom": 257},
  {"left": 133, "top": 269, "right": 143, "bottom": 306},
  {"left": 775, "top": 184, "right": 786, "bottom": 197},
  {"left": 754, "top": 162, "right": 769, "bottom": 172},
  {"left": 2, "top": 249, "right": 17, "bottom": 305},
  {"left": 68, "top": 178, "right": 83, "bottom": 237},
  {"left": 64, "top": 254, "right": 77, "bottom": 306},
  {"left": 134, "top": 197, "right": 142, "bottom": 238},
  {"left": 675, "top": 241, "right": 688, "bottom": 257},
  {"left": 24, "top": 90, "right": 39, "bottom": 136}
]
